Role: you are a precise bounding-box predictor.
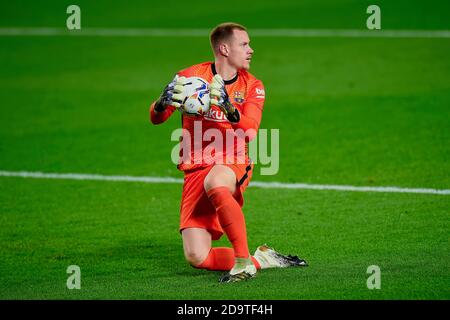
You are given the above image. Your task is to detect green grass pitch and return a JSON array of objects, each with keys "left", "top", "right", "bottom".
[{"left": 0, "top": 0, "right": 449, "bottom": 299}]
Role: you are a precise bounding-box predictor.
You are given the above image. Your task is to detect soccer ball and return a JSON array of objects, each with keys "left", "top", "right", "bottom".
[{"left": 180, "top": 77, "right": 210, "bottom": 116}]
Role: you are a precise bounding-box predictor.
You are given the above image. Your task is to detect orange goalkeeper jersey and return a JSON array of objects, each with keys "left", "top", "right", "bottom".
[{"left": 150, "top": 62, "right": 265, "bottom": 171}]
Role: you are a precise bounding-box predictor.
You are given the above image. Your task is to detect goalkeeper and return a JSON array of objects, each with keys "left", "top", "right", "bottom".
[{"left": 149, "top": 22, "right": 307, "bottom": 283}]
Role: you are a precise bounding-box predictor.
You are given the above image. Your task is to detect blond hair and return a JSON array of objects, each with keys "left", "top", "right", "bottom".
[{"left": 210, "top": 22, "right": 247, "bottom": 53}]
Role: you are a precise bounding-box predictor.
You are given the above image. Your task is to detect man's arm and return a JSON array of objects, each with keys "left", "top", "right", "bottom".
[
  {"left": 150, "top": 102, "right": 176, "bottom": 124},
  {"left": 210, "top": 74, "right": 241, "bottom": 123},
  {"left": 232, "top": 79, "right": 265, "bottom": 134},
  {"left": 210, "top": 75, "right": 265, "bottom": 138},
  {"left": 149, "top": 75, "right": 185, "bottom": 125}
]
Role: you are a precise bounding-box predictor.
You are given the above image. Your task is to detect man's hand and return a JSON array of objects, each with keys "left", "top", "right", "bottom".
[
  {"left": 154, "top": 75, "right": 186, "bottom": 112},
  {"left": 210, "top": 74, "right": 240, "bottom": 122}
]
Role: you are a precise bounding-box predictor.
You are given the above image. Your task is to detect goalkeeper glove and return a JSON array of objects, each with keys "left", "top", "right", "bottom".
[
  {"left": 154, "top": 75, "right": 186, "bottom": 112},
  {"left": 210, "top": 74, "right": 240, "bottom": 122}
]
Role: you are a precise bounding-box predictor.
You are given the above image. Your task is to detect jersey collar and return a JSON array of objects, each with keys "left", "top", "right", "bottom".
[{"left": 211, "top": 63, "right": 238, "bottom": 85}]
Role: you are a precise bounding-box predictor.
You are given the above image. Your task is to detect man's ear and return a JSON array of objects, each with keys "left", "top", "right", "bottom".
[{"left": 219, "top": 43, "right": 229, "bottom": 57}]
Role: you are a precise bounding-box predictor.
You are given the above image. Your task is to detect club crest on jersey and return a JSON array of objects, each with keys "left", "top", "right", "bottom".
[{"left": 233, "top": 91, "right": 245, "bottom": 104}]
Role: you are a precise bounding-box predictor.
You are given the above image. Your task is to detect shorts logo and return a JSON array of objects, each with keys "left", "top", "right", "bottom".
[{"left": 234, "top": 91, "right": 245, "bottom": 104}]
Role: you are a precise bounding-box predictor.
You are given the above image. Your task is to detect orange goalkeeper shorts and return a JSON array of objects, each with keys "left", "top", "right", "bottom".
[{"left": 179, "top": 162, "right": 253, "bottom": 240}]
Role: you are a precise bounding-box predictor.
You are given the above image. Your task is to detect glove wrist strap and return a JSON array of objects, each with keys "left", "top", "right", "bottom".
[
  {"left": 154, "top": 99, "right": 167, "bottom": 112},
  {"left": 223, "top": 101, "right": 240, "bottom": 123}
]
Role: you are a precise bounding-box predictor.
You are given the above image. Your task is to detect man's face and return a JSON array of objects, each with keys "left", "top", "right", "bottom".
[{"left": 226, "top": 30, "right": 254, "bottom": 70}]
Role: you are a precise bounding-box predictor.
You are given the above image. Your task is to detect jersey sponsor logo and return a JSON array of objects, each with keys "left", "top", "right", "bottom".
[
  {"left": 255, "top": 87, "right": 265, "bottom": 99},
  {"left": 234, "top": 91, "right": 245, "bottom": 104},
  {"left": 204, "top": 108, "right": 227, "bottom": 122}
]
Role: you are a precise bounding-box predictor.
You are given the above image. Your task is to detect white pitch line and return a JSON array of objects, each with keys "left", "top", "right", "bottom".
[
  {"left": 0, "top": 170, "right": 448, "bottom": 195},
  {"left": 0, "top": 27, "right": 450, "bottom": 38}
]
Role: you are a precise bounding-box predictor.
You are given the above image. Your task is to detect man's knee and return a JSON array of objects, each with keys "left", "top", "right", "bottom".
[
  {"left": 204, "top": 165, "right": 236, "bottom": 193},
  {"left": 182, "top": 227, "right": 212, "bottom": 268},
  {"left": 184, "top": 248, "right": 209, "bottom": 267},
  {"left": 203, "top": 174, "right": 228, "bottom": 192}
]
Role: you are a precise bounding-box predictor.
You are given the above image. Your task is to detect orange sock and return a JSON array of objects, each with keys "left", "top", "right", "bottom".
[
  {"left": 207, "top": 186, "right": 250, "bottom": 258},
  {"left": 197, "top": 247, "right": 261, "bottom": 271}
]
